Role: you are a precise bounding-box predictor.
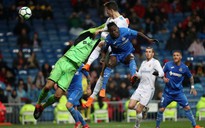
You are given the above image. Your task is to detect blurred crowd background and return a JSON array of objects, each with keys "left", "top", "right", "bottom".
[{"left": 0, "top": 0, "right": 205, "bottom": 123}]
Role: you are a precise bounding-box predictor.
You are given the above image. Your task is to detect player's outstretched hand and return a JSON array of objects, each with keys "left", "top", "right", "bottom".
[
  {"left": 190, "top": 88, "right": 197, "bottom": 96},
  {"left": 152, "top": 70, "right": 159, "bottom": 76},
  {"left": 150, "top": 39, "right": 160, "bottom": 46},
  {"left": 149, "top": 39, "right": 159, "bottom": 44}
]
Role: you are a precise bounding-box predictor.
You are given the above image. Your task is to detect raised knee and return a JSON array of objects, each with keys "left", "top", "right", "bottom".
[{"left": 128, "top": 104, "right": 135, "bottom": 109}]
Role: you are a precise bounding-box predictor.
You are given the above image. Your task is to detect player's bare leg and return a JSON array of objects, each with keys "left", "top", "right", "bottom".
[
  {"left": 124, "top": 54, "right": 138, "bottom": 85},
  {"left": 99, "top": 55, "right": 117, "bottom": 97},
  {"left": 129, "top": 99, "right": 146, "bottom": 128}
]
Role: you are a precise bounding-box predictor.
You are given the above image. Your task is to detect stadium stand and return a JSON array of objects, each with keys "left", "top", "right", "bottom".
[{"left": 0, "top": 0, "right": 204, "bottom": 124}]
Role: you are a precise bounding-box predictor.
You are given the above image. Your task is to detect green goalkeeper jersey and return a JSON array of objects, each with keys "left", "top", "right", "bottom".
[{"left": 64, "top": 32, "right": 100, "bottom": 67}]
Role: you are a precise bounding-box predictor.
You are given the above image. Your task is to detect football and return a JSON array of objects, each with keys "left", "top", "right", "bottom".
[{"left": 18, "top": 7, "right": 32, "bottom": 20}]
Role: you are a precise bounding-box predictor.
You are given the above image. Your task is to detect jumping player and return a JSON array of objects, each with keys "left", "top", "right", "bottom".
[
  {"left": 84, "top": 22, "right": 158, "bottom": 107},
  {"left": 83, "top": 1, "right": 129, "bottom": 71},
  {"left": 33, "top": 25, "right": 104, "bottom": 120},
  {"left": 83, "top": 1, "right": 131, "bottom": 106}
]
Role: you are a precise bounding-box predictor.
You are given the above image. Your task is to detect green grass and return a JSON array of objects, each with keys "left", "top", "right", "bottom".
[{"left": 2, "top": 121, "right": 205, "bottom": 128}]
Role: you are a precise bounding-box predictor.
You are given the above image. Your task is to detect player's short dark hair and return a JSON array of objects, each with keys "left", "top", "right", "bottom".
[
  {"left": 104, "top": 1, "right": 118, "bottom": 11},
  {"left": 173, "top": 50, "right": 182, "bottom": 55},
  {"left": 107, "top": 22, "right": 117, "bottom": 29},
  {"left": 146, "top": 47, "right": 154, "bottom": 53}
]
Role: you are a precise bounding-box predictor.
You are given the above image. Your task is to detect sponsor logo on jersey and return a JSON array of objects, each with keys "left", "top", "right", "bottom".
[{"left": 169, "top": 71, "right": 182, "bottom": 77}]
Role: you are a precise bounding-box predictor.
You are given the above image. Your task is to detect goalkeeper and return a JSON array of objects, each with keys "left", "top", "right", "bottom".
[{"left": 33, "top": 24, "right": 104, "bottom": 119}]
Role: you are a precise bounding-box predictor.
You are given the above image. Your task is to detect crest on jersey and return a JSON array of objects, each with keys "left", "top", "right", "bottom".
[
  {"left": 122, "top": 37, "right": 126, "bottom": 41},
  {"left": 83, "top": 41, "right": 87, "bottom": 44},
  {"left": 179, "top": 68, "right": 182, "bottom": 72}
]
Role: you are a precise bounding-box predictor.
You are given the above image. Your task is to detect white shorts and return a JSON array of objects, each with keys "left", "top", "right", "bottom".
[{"left": 130, "top": 88, "right": 155, "bottom": 106}]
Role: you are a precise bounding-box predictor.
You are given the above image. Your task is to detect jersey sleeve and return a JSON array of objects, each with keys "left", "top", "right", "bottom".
[
  {"left": 101, "top": 18, "right": 113, "bottom": 39},
  {"left": 184, "top": 66, "right": 192, "bottom": 78},
  {"left": 163, "top": 63, "right": 168, "bottom": 73},
  {"left": 136, "top": 61, "right": 144, "bottom": 78},
  {"left": 154, "top": 60, "right": 164, "bottom": 77},
  {"left": 128, "top": 28, "right": 138, "bottom": 38}
]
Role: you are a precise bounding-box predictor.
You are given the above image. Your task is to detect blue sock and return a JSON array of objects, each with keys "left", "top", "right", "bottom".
[
  {"left": 76, "top": 110, "right": 86, "bottom": 126},
  {"left": 101, "top": 67, "right": 112, "bottom": 90},
  {"left": 156, "top": 111, "right": 163, "bottom": 127},
  {"left": 185, "top": 109, "right": 196, "bottom": 127},
  {"left": 129, "top": 59, "right": 137, "bottom": 76},
  {"left": 68, "top": 107, "right": 79, "bottom": 122}
]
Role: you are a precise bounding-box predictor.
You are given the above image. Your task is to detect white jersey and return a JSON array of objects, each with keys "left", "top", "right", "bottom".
[
  {"left": 130, "top": 58, "right": 164, "bottom": 106},
  {"left": 137, "top": 58, "right": 164, "bottom": 90},
  {"left": 101, "top": 15, "right": 128, "bottom": 39}
]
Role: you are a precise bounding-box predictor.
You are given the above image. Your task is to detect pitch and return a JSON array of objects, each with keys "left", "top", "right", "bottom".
[{"left": 2, "top": 120, "right": 205, "bottom": 128}]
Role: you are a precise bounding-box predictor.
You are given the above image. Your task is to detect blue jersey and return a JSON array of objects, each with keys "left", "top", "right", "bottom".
[
  {"left": 67, "top": 65, "right": 89, "bottom": 106},
  {"left": 68, "top": 65, "right": 89, "bottom": 91},
  {"left": 105, "top": 28, "right": 137, "bottom": 54},
  {"left": 163, "top": 61, "right": 192, "bottom": 95}
]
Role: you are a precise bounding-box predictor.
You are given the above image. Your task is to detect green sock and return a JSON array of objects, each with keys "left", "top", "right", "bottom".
[
  {"left": 37, "top": 89, "right": 48, "bottom": 104},
  {"left": 42, "top": 94, "right": 58, "bottom": 109}
]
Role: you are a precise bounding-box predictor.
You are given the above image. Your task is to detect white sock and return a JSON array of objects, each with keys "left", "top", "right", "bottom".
[
  {"left": 87, "top": 46, "right": 101, "bottom": 65},
  {"left": 136, "top": 113, "right": 142, "bottom": 127},
  {"left": 90, "top": 76, "right": 103, "bottom": 98}
]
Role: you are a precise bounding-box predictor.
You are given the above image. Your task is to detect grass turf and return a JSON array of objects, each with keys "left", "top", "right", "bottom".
[{"left": 2, "top": 121, "right": 205, "bottom": 128}]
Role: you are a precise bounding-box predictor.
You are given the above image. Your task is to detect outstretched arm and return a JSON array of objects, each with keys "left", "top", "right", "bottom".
[{"left": 137, "top": 32, "right": 159, "bottom": 44}]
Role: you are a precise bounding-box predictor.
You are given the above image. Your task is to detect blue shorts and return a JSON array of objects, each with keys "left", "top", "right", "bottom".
[
  {"left": 67, "top": 89, "right": 83, "bottom": 106},
  {"left": 111, "top": 51, "right": 133, "bottom": 63},
  {"left": 160, "top": 92, "right": 189, "bottom": 108}
]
